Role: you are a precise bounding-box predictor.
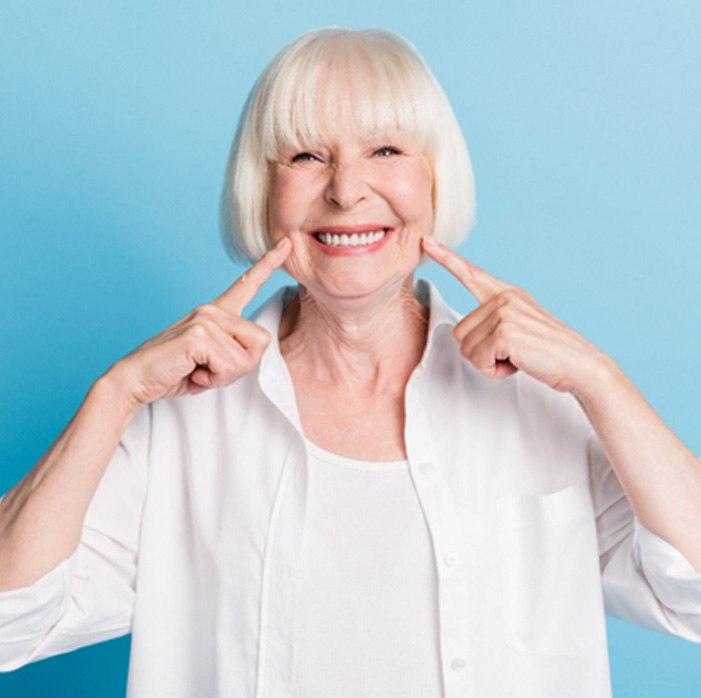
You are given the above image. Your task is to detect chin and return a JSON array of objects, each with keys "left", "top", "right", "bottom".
[
  {"left": 285, "top": 245, "right": 420, "bottom": 299},
  {"left": 306, "top": 268, "right": 416, "bottom": 304}
]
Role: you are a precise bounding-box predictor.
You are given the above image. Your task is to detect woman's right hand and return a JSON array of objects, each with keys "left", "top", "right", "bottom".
[
  {"left": 111, "top": 237, "right": 291, "bottom": 410},
  {"left": 1, "top": 240, "right": 292, "bottom": 591}
]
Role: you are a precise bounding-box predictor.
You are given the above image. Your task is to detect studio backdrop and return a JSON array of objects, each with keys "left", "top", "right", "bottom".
[{"left": 1, "top": 1, "right": 699, "bottom": 696}]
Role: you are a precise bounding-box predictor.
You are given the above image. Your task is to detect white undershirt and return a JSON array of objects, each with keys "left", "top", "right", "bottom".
[{"left": 292, "top": 440, "right": 444, "bottom": 697}]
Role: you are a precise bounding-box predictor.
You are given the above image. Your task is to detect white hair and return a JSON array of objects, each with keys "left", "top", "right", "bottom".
[{"left": 220, "top": 27, "right": 476, "bottom": 262}]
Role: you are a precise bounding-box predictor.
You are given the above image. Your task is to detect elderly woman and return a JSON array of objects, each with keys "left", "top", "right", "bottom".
[{"left": 0, "top": 26, "right": 699, "bottom": 698}]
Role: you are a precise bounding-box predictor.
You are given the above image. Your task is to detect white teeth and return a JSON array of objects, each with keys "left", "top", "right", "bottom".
[{"left": 316, "top": 230, "right": 387, "bottom": 247}]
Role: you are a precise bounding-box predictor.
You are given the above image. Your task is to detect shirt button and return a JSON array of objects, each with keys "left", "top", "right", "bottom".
[
  {"left": 418, "top": 462, "right": 433, "bottom": 474},
  {"left": 444, "top": 552, "right": 460, "bottom": 566},
  {"left": 450, "top": 657, "right": 467, "bottom": 671}
]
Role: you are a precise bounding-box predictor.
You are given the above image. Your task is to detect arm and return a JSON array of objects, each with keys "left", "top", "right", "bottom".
[
  {"left": 587, "top": 429, "right": 701, "bottom": 640},
  {"left": 574, "top": 359, "right": 701, "bottom": 570},
  {"left": 422, "top": 236, "right": 701, "bottom": 570},
  {"left": 0, "top": 401, "right": 150, "bottom": 670},
  {"left": 0, "top": 373, "right": 139, "bottom": 590},
  {"left": 0, "top": 238, "right": 291, "bottom": 592}
]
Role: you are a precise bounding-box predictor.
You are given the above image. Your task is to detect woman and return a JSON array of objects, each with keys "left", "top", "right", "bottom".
[{"left": 0, "top": 26, "right": 699, "bottom": 698}]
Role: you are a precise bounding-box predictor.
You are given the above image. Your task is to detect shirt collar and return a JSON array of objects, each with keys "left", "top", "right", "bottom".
[{"left": 414, "top": 278, "right": 461, "bottom": 368}]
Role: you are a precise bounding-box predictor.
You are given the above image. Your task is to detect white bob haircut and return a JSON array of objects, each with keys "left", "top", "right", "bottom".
[{"left": 220, "top": 27, "right": 475, "bottom": 262}]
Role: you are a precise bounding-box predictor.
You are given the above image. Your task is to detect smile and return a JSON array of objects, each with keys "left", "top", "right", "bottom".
[{"left": 313, "top": 230, "right": 388, "bottom": 248}]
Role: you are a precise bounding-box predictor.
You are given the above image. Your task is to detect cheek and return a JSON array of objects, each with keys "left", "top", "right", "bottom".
[
  {"left": 268, "top": 173, "right": 311, "bottom": 233},
  {"left": 392, "top": 169, "right": 434, "bottom": 224},
  {"left": 269, "top": 191, "right": 297, "bottom": 232},
  {"left": 281, "top": 238, "right": 313, "bottom": 281}
]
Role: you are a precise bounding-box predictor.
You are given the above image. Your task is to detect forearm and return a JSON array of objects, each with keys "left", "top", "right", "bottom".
[
  {"left": 0, "top": 368, "right": 139, "bottom": 591},
  {"left": 573, "top": 357, "right": 701, "bottom": 570},
  {"left": 0, "top": 245, "right": 284, "bottom": 593}
]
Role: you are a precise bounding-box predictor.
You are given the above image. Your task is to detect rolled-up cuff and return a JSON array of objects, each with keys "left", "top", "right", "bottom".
[
  {"left": 633, "top": 518, "right": 701, "bottom": 616},
  {"left": 0, "top": 554, "right": 77, "bottom": 671}
]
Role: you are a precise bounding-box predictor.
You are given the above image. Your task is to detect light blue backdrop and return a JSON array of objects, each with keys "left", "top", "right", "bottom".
[{"left": 1, "top": 1, "right": 699, "bottom": 695}]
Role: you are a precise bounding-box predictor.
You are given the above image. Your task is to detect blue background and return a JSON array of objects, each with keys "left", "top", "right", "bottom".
[{"left": 1, "top": 1, "right": 699, "bottom": 695}]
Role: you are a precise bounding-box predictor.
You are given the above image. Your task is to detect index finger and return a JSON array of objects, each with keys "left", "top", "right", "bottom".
[
  {"left": 214, "top": 237, "right": 292, "bottom": 315},
  {"left": 422, "top": 236, "right": 508, "bottom": 304}
]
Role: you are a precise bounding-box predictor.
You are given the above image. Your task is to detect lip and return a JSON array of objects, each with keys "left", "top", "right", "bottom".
[
  {"left": 309, "top": 226, "right": 394, "bottom": 256},
  {"left": 310, "top": 224, "right": 393, "bottom": 235}
]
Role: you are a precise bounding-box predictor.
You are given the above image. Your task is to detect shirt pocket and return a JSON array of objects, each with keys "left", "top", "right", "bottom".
[{"left": 496, "top": 480, "right": 607, "bottom": 656}]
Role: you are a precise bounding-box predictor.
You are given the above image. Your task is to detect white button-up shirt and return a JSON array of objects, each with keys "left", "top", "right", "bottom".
[{"left": 1, "top": 280, "right": 700, "bottom": 697}]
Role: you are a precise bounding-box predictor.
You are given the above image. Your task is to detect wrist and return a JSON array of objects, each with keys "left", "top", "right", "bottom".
[
  {"left": 570, "top": 351, "right": 628, "bottom": 413},
  {"left": 91, "top": 362, "right": 145, "bottom": 424}
]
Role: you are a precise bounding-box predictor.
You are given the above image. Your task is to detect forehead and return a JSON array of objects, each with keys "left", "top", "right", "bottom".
[{"left": 260, "top": 50, "right": 434, "bottom": 158}]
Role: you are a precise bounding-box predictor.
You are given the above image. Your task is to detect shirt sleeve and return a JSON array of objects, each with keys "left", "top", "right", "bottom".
[
  {"left": 0, "top": 403, "right": 151, "bottom": 671},
  {"left": 588, "top": 431, "right": 701, "bottom": 641}
]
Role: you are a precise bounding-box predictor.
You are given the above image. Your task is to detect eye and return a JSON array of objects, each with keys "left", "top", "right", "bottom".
[
  {"left": 374, "top": 145, "right": 402, "bottom": 157},
  {"left": 291, "top": 151, "right": 321, "bottom": 163}
]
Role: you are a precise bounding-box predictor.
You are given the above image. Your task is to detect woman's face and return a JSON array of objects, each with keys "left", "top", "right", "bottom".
[{"left": 267, "top": 129, "right": 434, "bottom": 303}]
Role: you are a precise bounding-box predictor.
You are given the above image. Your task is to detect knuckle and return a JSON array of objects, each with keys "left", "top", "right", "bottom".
[
  {"left": 514, "top": 286, "right": 529, "bottom": 302},
  {"left": 188, "top": 305, "right": 222, "bottom": 329},
  {"left": 249, "top": 325, "right": 271, "bottom": 347},
  {"left": 510, "top": 286, "right": 533, "bottom": 302},
  {"left": 495, "top": 303, "right": 518, "bottom": 325},
  {"left": 186, "top": 323, "right": 210, "bottom": 343},
  {"left": 251, "top": 341, "right": 270, "bottom": 364},
  {"left": 194, "top": 303, "right": 217, "bottom": 318},
  {"left": 494, "top": 289, "right": 527, "bottom": 315},
  {"left": 258, "top": 329, "right": 272, "bottom": 347},
  {"left": 499, "top": 288, "right": 521, "bottom": 304},
  {"left": 245, "top": 347, "right": 264, "bottom": 367}
]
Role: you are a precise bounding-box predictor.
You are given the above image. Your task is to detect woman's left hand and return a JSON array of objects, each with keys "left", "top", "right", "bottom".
[
  {"left": 422, "top": 236, "right": 611, "bottom": 396},
  {"left": 423, "top": 236, "right": 701, "bottom": 570}
]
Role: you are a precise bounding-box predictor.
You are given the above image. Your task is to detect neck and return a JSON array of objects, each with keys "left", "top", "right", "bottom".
[{"left": 279, "top": 277, "right": 429, "bottom": 387}]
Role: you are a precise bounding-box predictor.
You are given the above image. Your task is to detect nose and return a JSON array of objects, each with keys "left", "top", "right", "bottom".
[{"left": 324, "top": 161, "right": 368, "bottom": 210}]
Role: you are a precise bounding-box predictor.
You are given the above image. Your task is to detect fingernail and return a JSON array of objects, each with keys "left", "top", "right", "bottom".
[
  {"left": 275, "top": 237, "right": 291, "bottom": 250},
  {"left": 422, "top": 236, "right": 439, "bottom": 248}
]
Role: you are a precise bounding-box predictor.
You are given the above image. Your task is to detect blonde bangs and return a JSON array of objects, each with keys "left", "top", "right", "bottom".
[{"left": 255, "top": 30, "right": 437, "bottom": 159}]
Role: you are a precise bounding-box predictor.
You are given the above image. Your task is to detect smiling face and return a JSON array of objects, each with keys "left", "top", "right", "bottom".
[{"left": 267, "top": 129, "right": 434, "bottom": 302}]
